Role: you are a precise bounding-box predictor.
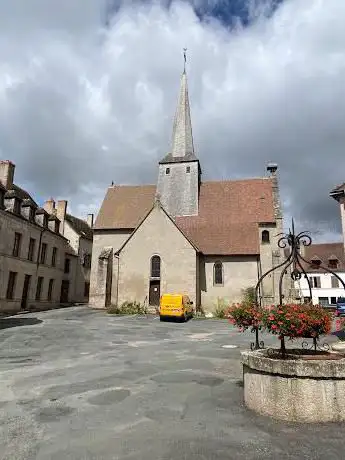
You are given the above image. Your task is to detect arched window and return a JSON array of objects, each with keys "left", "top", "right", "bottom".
[
  {"left": 261, "top": 230, "right": 270, "bottom": 244},
  {"left": 150, "top": 255, "right": 161, "bottom": 279},
  {"left": 213, "top": 261, "right": 223, "bottom": 286}
]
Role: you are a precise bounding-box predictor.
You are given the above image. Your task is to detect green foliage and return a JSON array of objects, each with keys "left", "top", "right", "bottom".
[
  {"left": 214, "top": 298, "right": 227, "bottom": 319},
  {"left": 241, "top": 286, "right": 256, "bottom": 305},
  {"left": 107, "top": 301, "right": 148, "bottom": 315}
]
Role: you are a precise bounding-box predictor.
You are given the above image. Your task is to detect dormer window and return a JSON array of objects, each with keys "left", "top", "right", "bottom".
[
  {"left": 29, "top": 207, "right": 35, "bottom": 222},
  {"left": 310, "top": 257, "right": 321, "bottom": 269},
  {"left": 35, "top": 208, "right": 49, "bottom": 227},
  {"left": 328, "top": 257, "right": 338, "bottom": 269},
  {"left": 21, "top": 199, "right": 37, "bottom": 222},
  {"left": 4, "top": 190, "right": 22, "bottom": 215},
  {"left": 165, "top": 168, "right": 170, "bottom": 175},
  {"left": 13, "top": 198, "right": 21, "bottom": 215}
]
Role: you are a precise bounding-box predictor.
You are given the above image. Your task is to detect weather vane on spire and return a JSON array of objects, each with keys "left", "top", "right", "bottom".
[{"left": 183, "top": 48, "right": 187, "bottom": 73}]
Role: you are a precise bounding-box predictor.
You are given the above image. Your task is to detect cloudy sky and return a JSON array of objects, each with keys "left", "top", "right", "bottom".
[{"left": 0, "top": 0, "right": 345, "bottom": 240}]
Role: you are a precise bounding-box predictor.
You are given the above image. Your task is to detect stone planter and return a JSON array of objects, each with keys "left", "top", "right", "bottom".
[
  {"left": 332, "top": 342, "right": 345, "bottom": 353},
  {"left": 241, "top": 349, "right": 345, "bottom": 423}
]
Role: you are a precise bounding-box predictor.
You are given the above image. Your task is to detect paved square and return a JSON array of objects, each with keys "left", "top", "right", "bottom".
[{"left": 0, "top": 307, "right": 344, "bottom": 459}]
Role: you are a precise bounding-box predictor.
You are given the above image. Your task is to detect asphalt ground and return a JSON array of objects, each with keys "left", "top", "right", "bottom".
[{"left": 0, "top": 306, "right": 344, "bottom": 460}]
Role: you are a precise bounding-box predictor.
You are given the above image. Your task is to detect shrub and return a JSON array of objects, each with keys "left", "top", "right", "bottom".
[
  {"left": 227, "top": 302, "right": 264, "bottom": 331},
  {"left": 107, "top": 304, "right": 121, "bottom": 315},
  {"left": 262, "top": 303, "right": 332, "bottom": 340},
  {"left": 241, "top": 286, "right": 256, "bottom": 305},
  {"left": 107, "top": 301, "right": 148, "bottom": 315},
  {"left": 214, "top": 298, "right": 227, "bottom": 319}
]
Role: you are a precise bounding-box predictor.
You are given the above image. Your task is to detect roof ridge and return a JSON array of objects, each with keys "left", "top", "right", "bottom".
[
  {"left": 202, "top": 177, "right": 271, "bottom": 185},
  {"left": 108, "top": 184, "right": 155, "bottom": 189}
]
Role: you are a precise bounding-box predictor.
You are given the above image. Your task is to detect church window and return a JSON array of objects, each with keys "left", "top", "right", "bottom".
[
  {"left": 261, "top": 230, "right": 270, "bottom": 244},
  {"left": 165, "top": 168, "right": 170, "bottom": 175},
  {"left": 151, "top": 255, "right": 161, "bottom": 279},
  {"left": 213, "top": 261, "right": 223, "bottom": 286},
  {"left": 186, "top": 166, "right": 190, "bottom": 173}
]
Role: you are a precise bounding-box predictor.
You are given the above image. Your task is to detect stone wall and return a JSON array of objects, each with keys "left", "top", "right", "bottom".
[
  {"left": 242, "top": 349, "right": 345, "bottom": 422},
  {"left": 89, "top": 230, "right": 131, "bottom": 308},
  {"left": 116, "top": 204, "right": 197, "bottom": 306},
  {"left": 156, "top": 161, "right": 199, "bottom": 217},
  {"left": 200, "top": 255, "right": 259, "bottom": 312},
  {"left": 0, "top": 208, "right": 76, "bottom": 313}
]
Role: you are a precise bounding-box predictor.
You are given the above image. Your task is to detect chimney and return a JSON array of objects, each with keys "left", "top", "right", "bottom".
[
  {"left": 43, "top": 197, "right": 55, "bottom": 215},
  {"left": 267, "top": 162, "right": 278, "bottom": 176},
  {"left": 0, "top": 160, "right": 15, "bottom": 189},
  {"left": 56, "top": 200, "right": 67, "bottom": 235},
  {"left": 86, "top": 213, "right": 94, "bottom": 228}
]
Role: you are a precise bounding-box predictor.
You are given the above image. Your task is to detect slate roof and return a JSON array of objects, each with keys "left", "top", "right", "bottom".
[
  {"left": 94, "top": 178, "right": 275, "bottom": 255},
  {"left": 66, "top": 214, "right": 93, "bottom": 241},
  {"left": 299, "top": 243, "right": 345, "bottom": 273},
  {"left": 330, "top": 183, "right": 345, "bottom": 201}
]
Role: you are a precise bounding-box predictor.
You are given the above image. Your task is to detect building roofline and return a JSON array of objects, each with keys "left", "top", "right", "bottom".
[{"left": 115, "top": 200, "right": 200, "bottom": 255}]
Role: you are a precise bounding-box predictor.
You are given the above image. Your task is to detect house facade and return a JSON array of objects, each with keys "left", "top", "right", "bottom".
[
  {"left": 0, "top": 160, "right": 93, "bottom": 314},
  {"left": 90, "top": 69, "right": 287, "bottom": 312},
  {"left": 295, "top": 243, "right": 345, "bottom": 306}
]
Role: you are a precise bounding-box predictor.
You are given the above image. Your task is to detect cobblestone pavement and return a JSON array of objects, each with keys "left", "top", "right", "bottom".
[{"left": 0, "top": 306, "right": 344, "bottom": 460}]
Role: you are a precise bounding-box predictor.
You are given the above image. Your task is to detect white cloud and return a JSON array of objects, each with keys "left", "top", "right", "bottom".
[{"left": 0, "top": 0, "right": 344, "bottom": 241}]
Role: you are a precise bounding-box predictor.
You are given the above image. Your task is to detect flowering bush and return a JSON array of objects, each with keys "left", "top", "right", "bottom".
[
  {"left": 262, "top": 303, "right": 332, "bottom": 340},
  {"left": 227, "top": 302, "right": 264, "bottom": 331}
]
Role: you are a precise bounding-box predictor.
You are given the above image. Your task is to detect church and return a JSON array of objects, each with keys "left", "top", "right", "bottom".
[{"left": 89, "top": 67, "right": 284, "bottom": 313}]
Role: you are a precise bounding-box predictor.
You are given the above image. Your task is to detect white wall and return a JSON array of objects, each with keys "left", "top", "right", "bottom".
[{"left": 295, "top": 271, "right": 345, "bottom": 305}]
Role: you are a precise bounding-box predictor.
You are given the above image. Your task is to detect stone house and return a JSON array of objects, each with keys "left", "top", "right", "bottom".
[
  {"left": 0, "top": 160, "right": 93, "bottom": 314},
  {"left": 90, "top": 70, "right": 285, "bottom": 312}
]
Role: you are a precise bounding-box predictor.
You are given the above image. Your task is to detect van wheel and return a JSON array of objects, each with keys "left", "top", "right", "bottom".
[{"left": 160, "top": 316, "right": 164, "bottom": 322}]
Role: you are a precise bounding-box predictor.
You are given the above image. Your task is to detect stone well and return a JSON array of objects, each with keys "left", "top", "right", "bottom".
[{"left": 241, "top": 349, "right": 345, "bottom": 423}]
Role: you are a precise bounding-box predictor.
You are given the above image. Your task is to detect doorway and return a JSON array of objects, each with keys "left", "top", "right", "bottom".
[
  {"left": 60, "top": 280, "right": 70, "bottom": 303},
  {"left": 149, "top": 280, "right": 160, "bottom": 306},
  {"left": 21, "top": 275, "right": 31, "bottom": 310}
]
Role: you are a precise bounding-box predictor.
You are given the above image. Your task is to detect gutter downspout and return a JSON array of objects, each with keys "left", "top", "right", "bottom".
[
  {"left": 36, "top": 228, "right": 46, "bottom": 273},
  {"left": 256, "top": 255, "right": 262, "bottom": 306},
  {"left": 114, "top": 254, "right": 120, "bottom": 306}
]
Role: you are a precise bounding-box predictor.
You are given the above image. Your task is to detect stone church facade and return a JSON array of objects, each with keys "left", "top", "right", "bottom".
[{"left": 90, "top": 70, "right": 285, "bottom": 312}]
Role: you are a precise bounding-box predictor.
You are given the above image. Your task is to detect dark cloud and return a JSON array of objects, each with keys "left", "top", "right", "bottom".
[{"left": 0, "top": 0, "right": 344, "bottom": 242}]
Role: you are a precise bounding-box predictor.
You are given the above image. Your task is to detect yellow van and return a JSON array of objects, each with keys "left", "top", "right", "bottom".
[{"left": 159, "top": 294, "right": 194, "bottom": 322}]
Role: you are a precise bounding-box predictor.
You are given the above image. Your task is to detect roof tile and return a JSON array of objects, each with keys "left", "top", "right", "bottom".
[
  {"left": 94, "top": 178, "right": 275, "bottom": 255},
  {"left": 300, "top": 243, "right": 345, "bottom": 272}
]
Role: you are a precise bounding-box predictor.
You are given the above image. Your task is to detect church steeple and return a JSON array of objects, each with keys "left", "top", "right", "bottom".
[
  {"left": 157, "top": 51, "right": 201, "bottom": 218},
  {"left": 171, "top": 69, "right": 195, "bottom": 159}
]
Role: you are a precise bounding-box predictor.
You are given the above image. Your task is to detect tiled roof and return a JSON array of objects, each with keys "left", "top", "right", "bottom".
[
  {"left": 176, "top": 221, "right": 260, "bottom": 255},
  {"left": 66, "top": 214, "right": 93, "bottom": 241},
  {"left": 299, "top": 243, "right": 345, "bottom": 273},
  {"left": 95, "top": 185, "right": 156, "bottom": 230},
  {"left": 94, "top": 178, "right": 275, "bottom": 255}
]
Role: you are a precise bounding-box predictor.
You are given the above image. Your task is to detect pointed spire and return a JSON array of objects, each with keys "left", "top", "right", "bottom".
[{"left": 171, "top": 51, "right": 195, "bottom": 159}]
